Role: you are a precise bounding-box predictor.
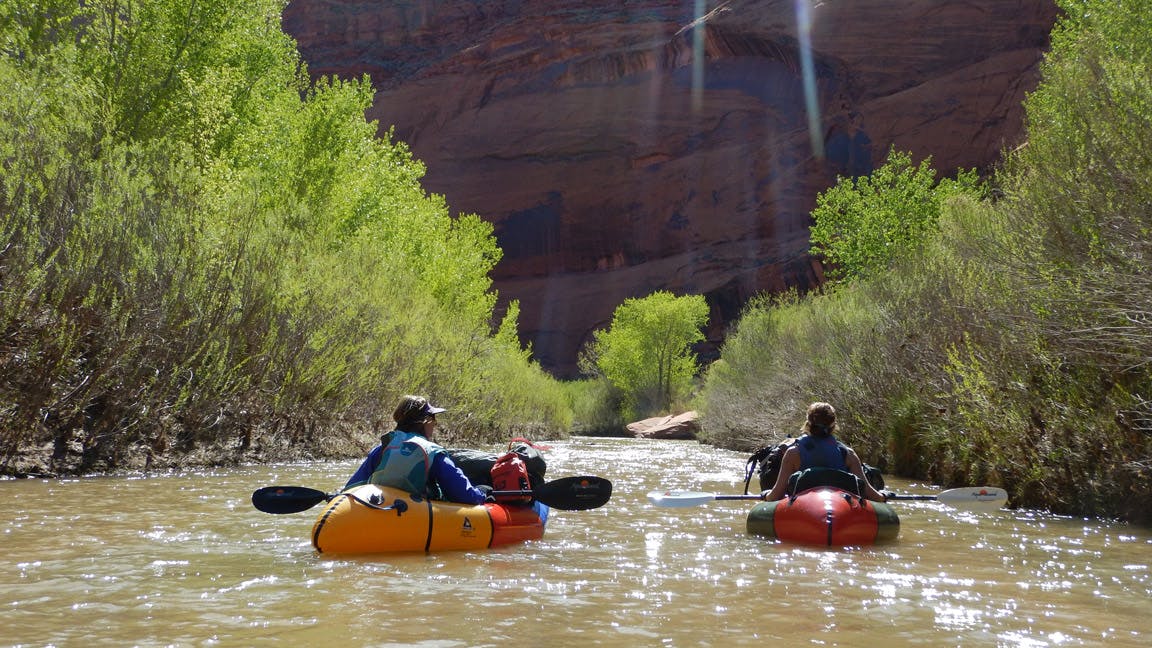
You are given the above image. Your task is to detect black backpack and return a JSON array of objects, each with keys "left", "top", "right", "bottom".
[
  {"left": 743, "top": 438, "right": 796, "bottom": 494},
  {"left": 446, "top": 440, "right": 547, "bottom": 489}
]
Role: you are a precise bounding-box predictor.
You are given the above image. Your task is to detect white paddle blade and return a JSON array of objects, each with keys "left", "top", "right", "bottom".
[
  {"left": 937, "top": 486, "right": 1008, "bottom": 509},
  {"left": 646, "top": 490, "right": 717, "bottom": 508}
]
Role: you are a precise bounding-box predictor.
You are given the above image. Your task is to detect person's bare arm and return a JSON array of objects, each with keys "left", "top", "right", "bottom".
[
  {"left": 845, "top": 450, "right": 886, "bottom": 502},
  {"left": 762, "top": 447, "right": 801, "bottom": 501}
]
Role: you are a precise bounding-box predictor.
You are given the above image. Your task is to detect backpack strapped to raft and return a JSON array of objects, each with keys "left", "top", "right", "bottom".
[
  {"left": 743, "top": 438, "right": 794, "bottom": 494},
  {"left": 446, "top": 439, "right": 548, "bottom": 495},
  {"left": 786, "top": 467, "right": 866, "bottom": 498}
]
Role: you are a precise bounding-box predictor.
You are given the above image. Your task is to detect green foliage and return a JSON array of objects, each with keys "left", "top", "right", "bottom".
[
  {"left": 562, "top": 377, "right": 626, "bottom": 435},
  {"left": 581, "top": 291, "right": 708, "bottom": 420},
  {"left": 809, "top": 148, "right": 982, "bottom": 283},
  {"left": 701, "top": 0, "right": 1152, "bottom": 523},
  {"left": 698, "top": 287, "right": 889, "bottom": 456},
  {"left": 0, "top": 0, "right": 570, "bottom": 475}
]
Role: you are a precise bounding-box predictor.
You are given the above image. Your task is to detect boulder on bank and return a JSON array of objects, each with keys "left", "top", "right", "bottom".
[{"left": 626, "top": 411, "right": 700, "bottom": 440}]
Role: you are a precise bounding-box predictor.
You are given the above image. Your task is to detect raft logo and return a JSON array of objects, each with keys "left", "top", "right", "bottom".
[{"left": 461, "top": 517, "right": 475, "bottom": 537}]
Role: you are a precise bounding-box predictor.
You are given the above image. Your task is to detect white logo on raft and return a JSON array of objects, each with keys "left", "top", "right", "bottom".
[{"left": 461, "top": 517, "right": 475, "bottom": 537}]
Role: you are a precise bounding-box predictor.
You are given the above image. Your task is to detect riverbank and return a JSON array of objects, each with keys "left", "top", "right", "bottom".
[
  {"left": 1, "top": 419, "right": 567, "bottom": 479},
  {"left": 2, "top": 423, "right": 372, "bottom": 479}
]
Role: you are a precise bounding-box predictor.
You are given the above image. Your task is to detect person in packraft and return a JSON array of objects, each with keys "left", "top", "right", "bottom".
[
  {"left": 343, "top": 395, "right": 494, "bottom": 504},
  {"left": 760, "top": 402, "right": 888, "bottom": 503}
]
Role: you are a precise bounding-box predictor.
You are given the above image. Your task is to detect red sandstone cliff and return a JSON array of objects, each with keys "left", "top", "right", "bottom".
[{"left": 281, "top": 0, "right": 1059, "bottom": 376}]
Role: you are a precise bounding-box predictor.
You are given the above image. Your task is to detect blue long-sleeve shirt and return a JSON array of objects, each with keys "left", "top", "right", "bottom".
[{"left": 343, "top": 443, "right": 487, "bottom": 504}]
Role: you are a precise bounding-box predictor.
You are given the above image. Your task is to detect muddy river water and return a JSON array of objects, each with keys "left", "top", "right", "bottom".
[{"left": 3, "top": 437, "right": 1150, "bottom": 646}]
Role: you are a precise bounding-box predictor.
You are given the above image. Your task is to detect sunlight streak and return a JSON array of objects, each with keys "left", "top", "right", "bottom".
[
  {"left": 692, "top": 0, "right": 707, "bottom": 112},
  {"left": 794, "top": 0, "right": 824, "bottom": 157}
]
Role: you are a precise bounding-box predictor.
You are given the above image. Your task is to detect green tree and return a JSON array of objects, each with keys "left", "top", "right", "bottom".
[
  {"left": 581, "top": 291, "right": 709, "bottom": 419},
  {"left": 809, "top": 148, "right": 982, "bottom": 283}
]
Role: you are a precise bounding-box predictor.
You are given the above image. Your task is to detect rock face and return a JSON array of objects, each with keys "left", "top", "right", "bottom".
[{"left": 281, "top": 0, "right": 1059, "bottom": 376}]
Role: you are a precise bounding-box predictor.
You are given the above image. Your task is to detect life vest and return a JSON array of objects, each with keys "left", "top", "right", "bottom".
[
  {"left": 369, "top": 431, "right": 445, "bottom": 500},
  {"left": 745, "top": 436, "right": 887, "bottom": 494},
  {"left": 796, "top": 434, "right": 849, "bottom": 471}
]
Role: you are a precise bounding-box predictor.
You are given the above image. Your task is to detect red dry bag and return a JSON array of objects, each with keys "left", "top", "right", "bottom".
[{"left": 490, "top": 451, "right": 532, "bottom": 503}]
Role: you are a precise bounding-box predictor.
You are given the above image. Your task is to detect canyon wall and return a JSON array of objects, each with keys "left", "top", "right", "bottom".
[{"left": 282, "top": 0, "right": 1060, "bottom": 376}]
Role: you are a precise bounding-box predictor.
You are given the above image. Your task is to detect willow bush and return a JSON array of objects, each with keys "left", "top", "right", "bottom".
[
  {"left": 562, "top": 377, "right": 626, "bottom": 436},
  {"left": 892, "top": 0, "right": 1152, "bottom": 520},
  {"left": 698, "top": 288, "right": 890, "bottom": 457},
  {"left": 0, "top": 0, "right": 570, "bottom": 476},
  {"left": 809, "top": 148, "right": 982, "bottom": 283}
]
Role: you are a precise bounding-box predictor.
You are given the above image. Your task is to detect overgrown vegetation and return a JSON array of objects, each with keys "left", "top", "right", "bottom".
[
  {"left": 562, "top": 377, "right": 627, "bottom": 436},
  {"left": 700, "top": 0, "right": 1152, "bottom": 523},
  {"left": 0, "top": 0, "right": 570, "bottom": 476}
]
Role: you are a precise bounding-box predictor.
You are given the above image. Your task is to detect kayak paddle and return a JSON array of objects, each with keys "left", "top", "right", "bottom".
[
  {"left": 887, "top": 486, "right": 1009, "bottom": 509},
  {"left": 252, "top": 475, "right": 613, "bottom": 514},
  {"left": 646, "top": 486, "right": 1008, "bottom": 509}
]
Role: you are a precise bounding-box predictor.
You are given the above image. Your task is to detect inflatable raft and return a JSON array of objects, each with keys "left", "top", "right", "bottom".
[
  {"left": 746, "top": 468, "right": 899, "bottom": 546},
  {"left": 311, "top": 483, "right": 549, "bottom": 554}
]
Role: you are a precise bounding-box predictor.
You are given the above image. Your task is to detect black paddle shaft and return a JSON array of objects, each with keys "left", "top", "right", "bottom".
[{"left": 252, "top": 475, "right": 613, "bottom": 514}]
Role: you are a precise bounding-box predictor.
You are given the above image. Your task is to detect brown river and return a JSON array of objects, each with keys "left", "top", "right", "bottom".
[{"left": 2, "top": 437, "right": 1150, "bottom": 647}]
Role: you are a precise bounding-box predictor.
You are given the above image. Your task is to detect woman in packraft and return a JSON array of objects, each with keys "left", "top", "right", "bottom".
[
  {"left": 343, "top": 395, "right": 494, "bottom": 504},
  {"left": 760, "top": 402, "right": 888, "bottom": 503}
]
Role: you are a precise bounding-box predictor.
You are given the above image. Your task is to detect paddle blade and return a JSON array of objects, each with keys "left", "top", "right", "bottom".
[
  {"left": 646, "top": 490, "right": 718, "bottom": 508},
  {"left": 937, "top": 486, "right": 1008, "bottom": 509},
  {"left": 532, "top": 475, "right": 613, "bottom": 511},
  {"left": 251, "top": 486, "right": 331, "bottom": 514}
]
